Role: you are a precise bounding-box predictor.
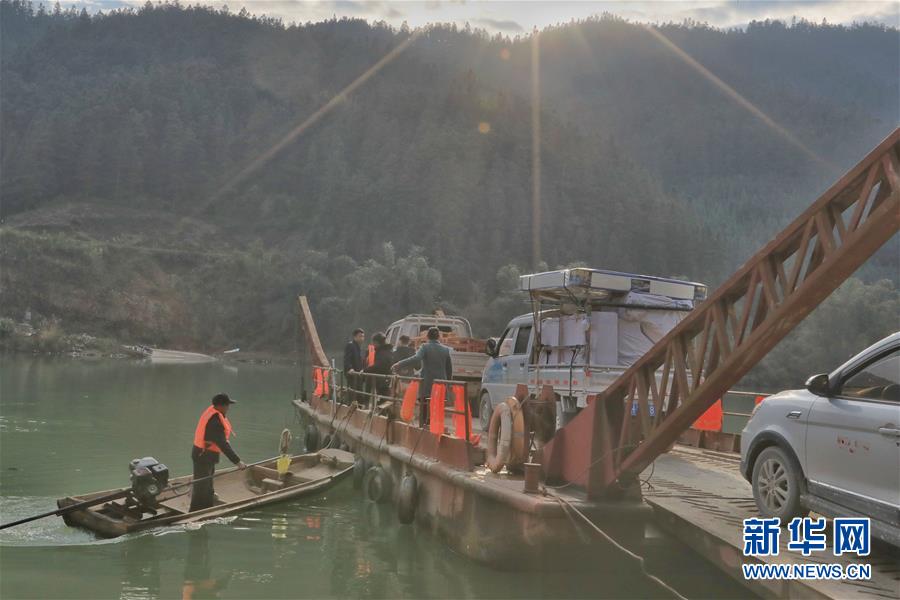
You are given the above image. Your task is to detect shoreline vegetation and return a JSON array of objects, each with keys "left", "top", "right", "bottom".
[
  {"left": 0, "top": 318, "right": 294, "bottom": 365},
  {"left": 1, "top": 2, "right": 897, "bottom": 388}
]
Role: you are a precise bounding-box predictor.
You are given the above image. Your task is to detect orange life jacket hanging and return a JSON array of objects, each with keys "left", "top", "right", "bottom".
[
  {"left": 313, "top": 367, "right": 330, "bottom": 396},
  {"left": 692, "top": 399, "right": 723, "bottom": 432},
  {"left": 400, "top": 380, "right": 419, "bottom": 422},
  {"left": 429, "top": 382, "right": 446, "bottom": 435}
]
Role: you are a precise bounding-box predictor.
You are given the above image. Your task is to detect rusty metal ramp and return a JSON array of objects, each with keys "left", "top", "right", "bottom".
[{"left": 646, "top": 446, "right": 900, "bottom": 599}]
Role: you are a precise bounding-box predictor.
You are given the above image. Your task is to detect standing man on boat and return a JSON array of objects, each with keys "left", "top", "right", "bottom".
[
  {"left": 190, "top": 393, "right": 246, "bottom": 512},
  {"left": 343, "top": 328, "right": 365, "bottom": 403},
  {"left": 391, "top": 327, "right": 452, "bottom": 426}
]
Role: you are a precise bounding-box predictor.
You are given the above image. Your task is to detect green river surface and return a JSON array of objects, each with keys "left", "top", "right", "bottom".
[{"left": 0, "top": 355, "right": 749, "bottom": 599}]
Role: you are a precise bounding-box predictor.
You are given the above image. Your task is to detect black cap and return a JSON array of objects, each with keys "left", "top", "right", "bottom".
[{"left": 212, "top": 393, "right": 236, "bottom": 406}]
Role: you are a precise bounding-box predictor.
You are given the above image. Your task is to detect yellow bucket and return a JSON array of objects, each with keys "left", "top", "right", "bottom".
[{"left": 276, "top": 455, "right": 291, "bottom": 476}]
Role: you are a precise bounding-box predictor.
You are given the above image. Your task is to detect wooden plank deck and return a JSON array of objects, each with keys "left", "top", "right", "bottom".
[{"left": 646, "top": 446, "right": 900, "bottom": 599}]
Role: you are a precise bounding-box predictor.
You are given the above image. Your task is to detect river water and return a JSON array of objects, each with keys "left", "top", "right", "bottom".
[{"left": 0, "top": 355, "right": 749, "bottom": 599}]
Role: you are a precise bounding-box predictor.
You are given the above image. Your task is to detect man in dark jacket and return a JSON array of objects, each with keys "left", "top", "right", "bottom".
[
  {"left": 190, "top": 393, "right": 246, "bottom": 512},
  {"left": 392, "top": 327, "right": 453, "bottom": 426},
  {"left": 343, "top": 328, "right": 365, "bottom": 403},
  {"left": 392, "top": 335, "right": 415, "bottom": 376}
]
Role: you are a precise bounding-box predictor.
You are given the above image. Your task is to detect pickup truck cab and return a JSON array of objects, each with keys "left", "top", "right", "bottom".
[
  {"left": 479, "top": 268, "right": 707, "bottom": 430},
  {"left": 385, "top": 313, "right": 489, "bottom": 404}
]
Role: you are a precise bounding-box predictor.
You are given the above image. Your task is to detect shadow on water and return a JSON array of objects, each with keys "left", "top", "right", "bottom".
[{"left": 0, "top": 356, "right": 750, "bottom": 599}]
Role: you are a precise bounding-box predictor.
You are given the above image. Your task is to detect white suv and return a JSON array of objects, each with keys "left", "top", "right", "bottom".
[{"left": 740, "top": 332, "right": 900, "bottom": 547}]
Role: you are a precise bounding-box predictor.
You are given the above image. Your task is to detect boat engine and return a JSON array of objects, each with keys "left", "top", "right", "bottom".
[{"left": 129, "top": 457, "right": 169, "bottom": 508}]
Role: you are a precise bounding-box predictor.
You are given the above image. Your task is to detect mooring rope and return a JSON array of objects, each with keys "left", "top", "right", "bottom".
[{"left": 548, "top": 493, "right": 687, "bottom": 600}]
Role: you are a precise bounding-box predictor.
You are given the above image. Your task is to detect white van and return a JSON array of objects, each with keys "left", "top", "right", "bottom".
[{"left": 478, "top": 268, "right": 707, "bottom": 430}]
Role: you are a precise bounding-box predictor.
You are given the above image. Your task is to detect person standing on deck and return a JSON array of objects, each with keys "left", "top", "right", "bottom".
[
  {"left": 343, "top": 328, "right": 365, "bottom": 403},
  {"left": 392, "top": 335, "right": 415, "bottom": 376},
  {"left": 364, "top": 332, "right": 394, "bottom": 397},
  {"left": 391, "top": 327, "right": 452, "bottom": 426},
  {"left": 190, "top": 394, "right": 246, "bottom": 512}
]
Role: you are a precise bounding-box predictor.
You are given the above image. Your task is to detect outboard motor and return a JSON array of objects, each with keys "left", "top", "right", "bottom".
[{"left": 129, "top": 457, "right": 169, "bottom": 508}]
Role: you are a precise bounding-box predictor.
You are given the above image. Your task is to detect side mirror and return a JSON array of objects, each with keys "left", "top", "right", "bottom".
[
  {"left": 485, "top": 338, "right": 498, "bottom": 357},
  {"left": 805, "top": 373, "right": 831, "bottom": 397}
]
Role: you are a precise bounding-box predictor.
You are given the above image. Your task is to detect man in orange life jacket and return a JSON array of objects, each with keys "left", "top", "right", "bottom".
[{"left": 190, "top": 393, "right": 246, "bottom": 512}]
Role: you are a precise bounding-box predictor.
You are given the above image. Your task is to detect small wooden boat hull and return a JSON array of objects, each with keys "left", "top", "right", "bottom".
[{"left": 57, "top": 449, "right": 354, "bottom": 538}]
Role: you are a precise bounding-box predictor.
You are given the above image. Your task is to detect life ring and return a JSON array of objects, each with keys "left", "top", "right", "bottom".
[
  {"left": 304, "top": 424, "right": 319, "bottom": 452},
  {"left": 397, "top": 474, "right": 419, "bottom": 524},
  {"left": 486, "top": 397, "right": 526, "bottom": 473},
  {"left": 353, "top": 456, "right": 368, "bottom": 490},
  {"left": 321, "top": 433, "right": 332, "bottom": 450},
  {"left": 363, "top": 465, "right": 392, "bottom": 504},
  {"left": 279, "top": 429, "right": 293, "bottom": 455}
]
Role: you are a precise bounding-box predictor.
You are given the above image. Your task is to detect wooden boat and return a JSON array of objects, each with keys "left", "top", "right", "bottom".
[{"left": 57, "top": 449, "right": 354, "bottom": 538}]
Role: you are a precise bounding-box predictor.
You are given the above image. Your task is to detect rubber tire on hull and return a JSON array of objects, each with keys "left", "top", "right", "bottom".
[
  {"left": 751, "top": 446, "right": 809, "bottom": 521},
  {"left": 353, "top": 456, "right": 368, "bottom": 490},
  {"left": 304, "top": 424, "right": 319, "bottom": 452},
  {"left": 363, "top": 465, "right": 392, "bottom": 504},
  {"left": 397, "top": 474, "right": 419, "bottom": 525}
]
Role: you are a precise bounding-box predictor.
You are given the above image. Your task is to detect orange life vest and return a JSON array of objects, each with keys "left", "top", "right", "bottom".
[
  {"left": 366, "top": 344, "right": 375, "bottom": 368},
  {"left": 193, "top": 405, "right": 233, "bottom": 454}
]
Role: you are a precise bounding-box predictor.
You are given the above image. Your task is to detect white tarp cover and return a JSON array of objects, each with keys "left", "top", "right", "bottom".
[
  {"left": 617, "top": 292, "right": 688, "bottom": 366},
  {"left": 539, "top": 312, "right": 618, "bottom": 365}
]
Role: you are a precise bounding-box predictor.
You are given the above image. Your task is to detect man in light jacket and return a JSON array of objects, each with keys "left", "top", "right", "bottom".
[{"left": 392, "top": 327, "right": 452, "bottom": 426}]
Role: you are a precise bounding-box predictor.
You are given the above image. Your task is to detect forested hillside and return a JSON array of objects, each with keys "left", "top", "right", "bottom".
[{"left": 1, "top": 0, "right": 897, "bottom": 388}]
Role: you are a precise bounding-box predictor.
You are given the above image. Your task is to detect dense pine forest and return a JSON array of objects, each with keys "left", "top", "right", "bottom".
[{"left": 1, "top": 0, "right": 897, "bottom": 388}]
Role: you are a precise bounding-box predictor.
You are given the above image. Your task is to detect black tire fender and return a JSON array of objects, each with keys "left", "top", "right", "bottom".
[
  {"left": 304, "top": 424, "right": 319, "bottom": 452},
  {"left": 397, "top": 474, "right": 419, "bottom": 525},
  {"left": 353, "top": 456, "right": 368, "bottom": 490},
  {"left": 363, "top": 465, "right": 392, "bottom": 504}
]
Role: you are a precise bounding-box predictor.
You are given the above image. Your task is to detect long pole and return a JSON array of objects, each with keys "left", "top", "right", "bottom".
[
  {"left": 0, "top": 489, "right": 130, "bottom": 530},
  {"left": 531, "top": 28, "right": 542, "bottom": 269},
  {"left": 0, "top": 455, "right": 280, "bottom": 531}
]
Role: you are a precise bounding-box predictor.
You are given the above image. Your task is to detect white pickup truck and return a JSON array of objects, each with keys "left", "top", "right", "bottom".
[
  {"left": 478, "top": 268, "right": 707, "bottom": 430},
  {"left": 384, "top": 314, "right": 489, "bottom": 408}
]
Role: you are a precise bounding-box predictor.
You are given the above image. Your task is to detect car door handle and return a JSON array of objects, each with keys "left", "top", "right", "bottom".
[
  {"left": 877, "top": 426, "right": 900, "bottom": 437},
  {"left": 786, "top": 410, "right": 802, "bottom": 419}
]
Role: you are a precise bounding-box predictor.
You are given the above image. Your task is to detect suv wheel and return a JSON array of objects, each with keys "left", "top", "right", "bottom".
[
  {"left": 479, "top": 393, "right": 492, "bottom": 431},
  {"left": 751, "top": 446, "right": 808, "bottom": 521}
]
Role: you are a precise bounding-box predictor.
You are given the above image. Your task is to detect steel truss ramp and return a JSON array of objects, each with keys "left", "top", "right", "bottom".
[{"left": 541, "top": 128, "right": 900, "bottom": 498}]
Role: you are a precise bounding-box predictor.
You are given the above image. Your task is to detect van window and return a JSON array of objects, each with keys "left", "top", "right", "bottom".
[
  {"left": 497, "top": 328, "right": 514, "bottom": 357},
  {"left": 386, "top": 328, "right": 398, "bottom": 346},
  {"left": 513, "top": 326, "right": 532, "bottom": 355}
]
